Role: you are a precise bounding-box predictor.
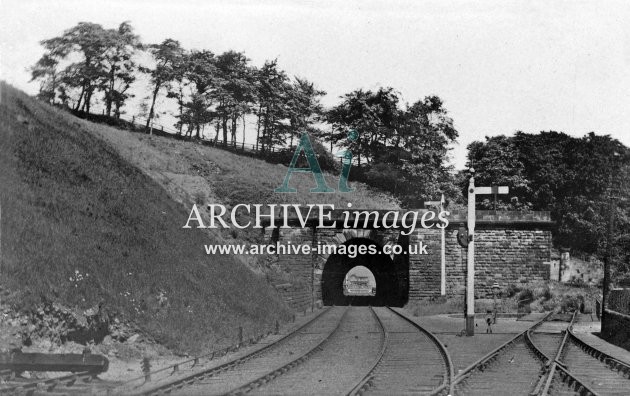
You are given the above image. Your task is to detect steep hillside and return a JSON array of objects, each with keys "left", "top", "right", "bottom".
[
  {"left": 84, "top": 103, "right": 400, "bottom": 295},
  {"left": 0, "top": 82, "right": 291, "bottom": 352}
]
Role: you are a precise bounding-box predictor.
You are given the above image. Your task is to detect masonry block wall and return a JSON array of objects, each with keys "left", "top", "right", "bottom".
[
  {"left": 271, "top": 227, "right": 314, "bottom": 311},
  {"left": 409, "top": 227, "right": 442, "bottom": 300},
  {"left": 267, "top": 210, "right": 553, "bottom": 309},
  {"left": 472, "top": 227, "right": 551, "bottom": 296},
  {"left": 608, "top": 288, "right": 630, "bottom": 314},
  {"left": 409, "top": 211, "right": 552, "bottom": 299},
  {"left": 602, "top": 289, "right": 630, "bottom": 349}
]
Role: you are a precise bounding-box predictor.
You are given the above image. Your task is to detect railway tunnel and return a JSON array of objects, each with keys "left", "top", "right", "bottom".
[{"left": 321, "top": 237, "right": 409, "bottom": 307}]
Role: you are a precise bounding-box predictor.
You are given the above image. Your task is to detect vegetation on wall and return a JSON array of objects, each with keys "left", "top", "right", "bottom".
[{"left": 465, "top": 131, "right": 630, "bottom": 278}]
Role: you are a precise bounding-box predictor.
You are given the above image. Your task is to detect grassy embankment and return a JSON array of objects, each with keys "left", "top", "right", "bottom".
[
  {"left": 0, "top": 82, "right": 298, "bottom": 353},
  {"left": 85, "top": 106, "right": 400, "bottom": 285}
]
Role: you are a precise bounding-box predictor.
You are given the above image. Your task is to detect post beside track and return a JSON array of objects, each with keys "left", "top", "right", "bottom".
[{"left": 134, "top": 306, "right": 333, "bottom": 395}]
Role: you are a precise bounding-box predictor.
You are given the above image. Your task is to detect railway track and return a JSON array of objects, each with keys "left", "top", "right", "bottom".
[
  {"left": 137, "top": 306, "right": 347, "bottom": 395},
  {"left": 348, "top": 307, "right": 453, "bottom": 396},
  {"left": 0, "top": 370, "right": 102, "bottom": 395},
  {"left": 516, "top": 311, "right": 630, "bottom": 395},
  {"left": 527, "top": 312, "right": 598, "bottom": 396},
  {"left": 129, "top": 305, "right": 453, "bottom": 396},
  {"left": 451, "top": 313, "right": 552, "bottom": 396},
  {"left": 552, "top": 315, "right": 630, "bottom": 395},
  {"left": 451, "top": 309, "right": 630, "bottom": 396},
  {"left": 10, "top": 307, "right": 630, "bottom": 395},
  {"left": 248, "top": 306, "right": 385, "bottom": 395}
]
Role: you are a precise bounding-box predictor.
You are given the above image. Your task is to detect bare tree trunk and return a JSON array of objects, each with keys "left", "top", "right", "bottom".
[
  {"left": 146, "top": 80, "right": 161, "bottom": 130},
  {"left": 74, "top": 86, "right": 85, "bottom": 112},
  {"left": 230, "top": 115, "right": 237, "bottom": 147},
  {"left": 222, "top": 117, "right": 228, "bottom": 146},
  {"left": 255, "top": 105, "right": 262, "bottom": 151},
  {"left": 177, "top": 87, "right": 184, "bottom": 135},
  {"left": 106, "top": 67, "right": 115, "bottom": 117},
  {"left": 83, "top": 88, "right": 92, "bottom": 114},
  {"left": 262, "top": 106, "right": 270, "bottom": 152},
  {"left": 242, "top": 115, "right": 246, "bottom": 150}
]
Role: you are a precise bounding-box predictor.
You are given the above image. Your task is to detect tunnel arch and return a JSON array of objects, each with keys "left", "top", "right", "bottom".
[{"left": 321, "top": 237, "right": 407, "bottom": 306}]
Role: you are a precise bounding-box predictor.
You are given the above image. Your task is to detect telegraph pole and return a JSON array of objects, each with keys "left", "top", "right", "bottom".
[
  {"left": 601, "top": 186, "right": 616, "bottom": 336},
  {"left": 0, "top": 203, "right": 2, "bottom": 274},
  {"left": 440, "top": 194, "right": 446, "bottom": 296}
]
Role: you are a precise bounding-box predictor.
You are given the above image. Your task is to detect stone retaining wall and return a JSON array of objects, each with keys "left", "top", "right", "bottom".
[
  {"left": 266, "top": 210, "right": 553, "bottom": 309},
  {"left": 602, "top": 308, "right": 630, "bottom": 350}
]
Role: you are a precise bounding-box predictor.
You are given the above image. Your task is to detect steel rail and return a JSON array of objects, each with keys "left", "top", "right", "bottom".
[
  {"left": 117, "top": 312, "right": 320, "bottom": 391},
  {"left": 451, "top": 312, "right": 552, "bottom": 393},
  {"left": 567, "top": 319, "right": 630, "bottom": 378},
  {"left": 387, "top": 307, "right": 454, "bottom": 396},
  {"left": 345, "top": 306, "right": 389, "bottom": 396},
  {"left": 222, "top": 306, "right": 351, "bottom": 395},
  {"left": 0, "top": 370, "right": 97, "bottom": 394},
  {"left": 134, "top": 307, "right": 332, "bottom": 395},
  {"left": 525, "top": 319, "right": 558, "bottom": 396},
  {"left": 551, "top": 364, "right": 600, "bottom": 396},
  {"left": 537, "top": 312, "right": 599, "bottom": 396}
]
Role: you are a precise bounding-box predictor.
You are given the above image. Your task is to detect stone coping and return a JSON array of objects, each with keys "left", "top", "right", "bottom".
[{"left": 263, "top": 209, "right": 553, "bottom": 228}]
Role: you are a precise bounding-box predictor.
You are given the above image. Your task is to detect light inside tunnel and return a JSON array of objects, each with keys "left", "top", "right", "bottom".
[{"left": 343, "top": 266, "right": 376, "bottom": 296}]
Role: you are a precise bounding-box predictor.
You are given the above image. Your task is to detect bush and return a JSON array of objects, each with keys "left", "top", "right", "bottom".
[
  {"left": 517, "top": 289, "right": 534, "bottom": 305},
  {"left": 506, "top": 283, "right": 522, "bottom": 298},
  {"left": 542, "top": 299, "right": 557, "bottom": 311},
  {"left": 560, "top": 295, "right": 581, "bottom": 312},
  {"left": 567, "top": 276, "right": 587, "bottom": 288},
  {"left": 534, "top": 285, "right": 552, "bottom": 301}
]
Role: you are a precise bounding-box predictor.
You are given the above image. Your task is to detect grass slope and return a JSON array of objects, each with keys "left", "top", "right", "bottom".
[
  {"left": 84, "top": 102, "right": 400, "bottom": 291},
  {"left": 87, "top": 121, "right": 401, "bottom": 211},
  {"left": 0, "top": 82, "right": 291, "bottom": 353}
]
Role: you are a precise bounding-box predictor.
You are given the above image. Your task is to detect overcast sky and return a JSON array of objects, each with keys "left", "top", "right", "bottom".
[{"left": 1, "top": 0, "right": 629, "bottom": 169}]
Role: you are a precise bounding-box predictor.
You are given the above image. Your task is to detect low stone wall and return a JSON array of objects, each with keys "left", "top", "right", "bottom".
[
  {"left": 601, "top": 290, "right": 630, "bottom": 349},
  {"left": 602, "top": 309, "right": 630, "bottom": 350}
]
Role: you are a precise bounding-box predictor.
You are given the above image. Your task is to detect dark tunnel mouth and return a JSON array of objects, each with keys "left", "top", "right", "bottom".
[{"left": 321, "top": 237, "right": 408, "bottom": 307}]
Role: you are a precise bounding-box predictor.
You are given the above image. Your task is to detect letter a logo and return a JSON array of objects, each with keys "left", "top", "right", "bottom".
[{"left": 275, "top": 133, "right": 334, "bottom": 193}]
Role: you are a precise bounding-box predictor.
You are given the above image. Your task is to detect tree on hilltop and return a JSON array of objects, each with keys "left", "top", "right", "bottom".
[
  {"left": 100, "top": 22, "right": 141, "bottom": 117},
  {"left": 31, "top": 21, "right": 141, "bottom": 116},
  {"left": 466, "top": 131, "right": 630, "bottom": 269},
  {"left": 213, "top": 51, "right": 257, "bottom": 146},
  {"left": 326, "top": 88, "right": 459, "bottom": 206},
  {"left": 141, "top": 38, "right": 185, "bottom": 131}
]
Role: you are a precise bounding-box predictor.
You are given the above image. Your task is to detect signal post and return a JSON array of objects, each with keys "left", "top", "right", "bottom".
[{"left": 465, "top": 169, "right": 508, "bottom": 336}]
